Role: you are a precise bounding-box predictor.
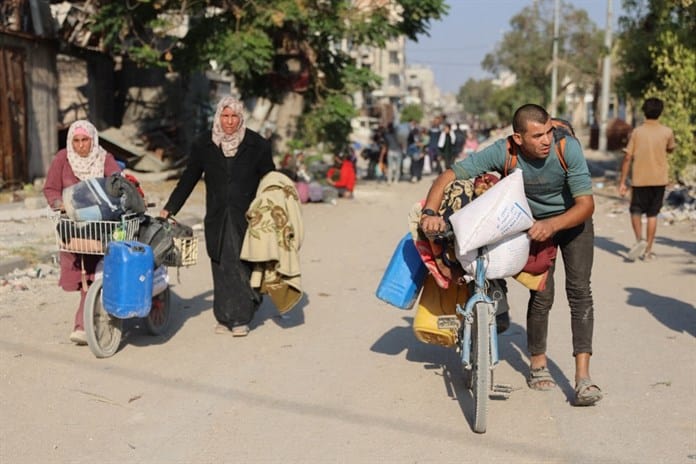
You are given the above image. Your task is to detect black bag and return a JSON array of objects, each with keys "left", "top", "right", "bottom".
[
  {"left": 137, "top": 216, "right": 175, "bottom": 267},
  {"left": 104, "top": 174, "right": 146, "bottom": 215}
]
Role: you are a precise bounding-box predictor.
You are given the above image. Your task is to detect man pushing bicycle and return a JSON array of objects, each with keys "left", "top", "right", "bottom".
[{"left": 419, "top": 104, "right": 602, "bottom": 407}]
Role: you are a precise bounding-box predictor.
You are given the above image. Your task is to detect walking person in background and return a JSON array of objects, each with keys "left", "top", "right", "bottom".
[
  {"left": 463, "top": 130, "right": 479, "bottom": 157},
  {"left": 420, "top": 103, "right": 602, "bottom": 407},
  {"left": 428, "top": 116, "right": 443, "bottom": 175},
  {"left": 409, "top": 127, "right": 427, "bottom": 183},
  {"left": 437, "top": 123, "right": 457, "bottom": 169},
  {"left": 619, "top": 97, "right": 676, "bottom": 262},
  {"left": 43, "top": 120, "right": 122, "bottom": 345},
  {"left": 453, "top": 123, "right": 466, "bottom": 160},
  {"left": 381, "top": 122, "right": 403, "bottom": 185},
  {"left": 160, "top": 95, "right": 275, "bottom": 337}
]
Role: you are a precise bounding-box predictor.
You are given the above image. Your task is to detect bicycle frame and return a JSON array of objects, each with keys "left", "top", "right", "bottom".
[{"left": 456, "top": 249, "right": 500, "bottom": 370}]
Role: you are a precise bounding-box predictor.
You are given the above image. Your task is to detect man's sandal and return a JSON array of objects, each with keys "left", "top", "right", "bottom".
[
  {"left": 527, "top": 366, "right": 557, "bottom": 391},
  {"left": 574, "top": 378, "right": 603, "bottom": 406}
]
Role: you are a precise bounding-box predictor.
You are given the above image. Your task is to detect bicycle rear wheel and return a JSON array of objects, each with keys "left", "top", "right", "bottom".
[
  {"left": 472, "top": 302, "right": 491, "bottom": 433},
  {"left": 145, "top": 287, "right": 171, "bottom": 336},
  {"left": 84, "top": 278, "right": 123, "bottom": 358}
]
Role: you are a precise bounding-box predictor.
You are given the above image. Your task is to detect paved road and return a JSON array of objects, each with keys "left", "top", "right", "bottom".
[{"left": 1, "top": 162, "right": 695, "bottom": 463}]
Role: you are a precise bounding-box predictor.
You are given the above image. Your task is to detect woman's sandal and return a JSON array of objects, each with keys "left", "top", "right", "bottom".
[
  {"left": 574, "top": 378, "right": 603, "bottom": 406},
  {"left": 527, "top": 366, "right": 557, "bottom": 391}
]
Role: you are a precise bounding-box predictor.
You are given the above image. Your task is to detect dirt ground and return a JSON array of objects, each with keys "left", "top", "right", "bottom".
[{"left": 1, "top": 150, "right": 695, "bottom": 463}]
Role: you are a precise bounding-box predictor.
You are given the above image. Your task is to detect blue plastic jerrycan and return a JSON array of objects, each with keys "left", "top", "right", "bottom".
[
  {"left": 375, "top": 233, "right": 427, "bottom": 309},
  {"left": 103, "top": 241, "right": 154, "bottom": 318}
]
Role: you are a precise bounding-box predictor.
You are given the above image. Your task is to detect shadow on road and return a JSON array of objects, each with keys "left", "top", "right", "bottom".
[
  {"left": 252, "top": 293, "right": 307, "bottom": 330},
  {"left": 125, "top": 288, "right": 214, "bottom": 350},
  {"left": 655, "top": 235, "right": 696, "bottom": 257},
  {"left": 625, "top": 286, "right": 696, "bottom": 337},
  {"left": 594, "top": 235, "right": 630, "bottom": 258},
  {"left": 499, "top": 322, "right": 576, "bottom": 404},
  {"left": 595, "top": 233, "right": 696, "bottom": 268},
  {"left": 371, "top": 318, "right": 579, "bottom": 427}
]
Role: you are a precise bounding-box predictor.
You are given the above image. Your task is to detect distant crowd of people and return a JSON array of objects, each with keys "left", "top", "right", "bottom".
[{"left": 360, "top": 115, "right": 481, "bottom": 185}]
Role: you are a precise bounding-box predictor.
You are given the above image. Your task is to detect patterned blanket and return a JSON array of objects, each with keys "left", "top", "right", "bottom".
[{"left": 241, "top": 172, "right": 304, "bottom": 314}]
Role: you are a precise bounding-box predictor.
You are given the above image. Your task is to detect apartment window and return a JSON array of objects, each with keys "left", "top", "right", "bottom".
[
  {"left": 388, "top": 74, "right": 400, "bottom": 86},
  {"left": 388, "top": 51, "right": 399, "bottom": 64}
]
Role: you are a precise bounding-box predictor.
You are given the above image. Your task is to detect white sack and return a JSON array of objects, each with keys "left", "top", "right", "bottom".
[
  {"left": 449, "top": 169, "right": 533, "bottom": 256},
  {"left": 456, "top": 231, "right": 531, "bottom": 279}
]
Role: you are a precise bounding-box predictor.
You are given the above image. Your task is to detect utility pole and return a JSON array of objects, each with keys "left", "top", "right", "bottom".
[
  {"left": 550, "top": 0, "right": 560, "bottom": 116},
  {"left": 599, "top": 0, "right": 613, "bottom": 152}
]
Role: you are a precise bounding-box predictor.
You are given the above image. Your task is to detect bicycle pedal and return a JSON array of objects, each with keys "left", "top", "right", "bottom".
[{"left": 493, "top": 383, "right": 513, "bottom": 394}]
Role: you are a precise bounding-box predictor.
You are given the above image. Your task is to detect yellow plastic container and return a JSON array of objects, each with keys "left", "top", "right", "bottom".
[{"left": 413, "top": 274, "right": 469, "bottom": 347}]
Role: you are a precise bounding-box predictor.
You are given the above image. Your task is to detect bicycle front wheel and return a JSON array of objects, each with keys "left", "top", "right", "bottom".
[
  {"left": 472, "top": 302, "right": 491, "bottom": 433},
  {"left": 84, "top": 278, "right": 123, "bottom": 358}
]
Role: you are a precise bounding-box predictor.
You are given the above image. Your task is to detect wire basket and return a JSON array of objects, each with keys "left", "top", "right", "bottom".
[
  {"left": 54, "top": 213, "right": 141, "bottom": 255},
  {"left": 163, "top": 236, "right": 199, "bottom": 267}
]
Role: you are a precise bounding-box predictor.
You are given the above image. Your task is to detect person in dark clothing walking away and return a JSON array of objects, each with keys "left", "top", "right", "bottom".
[
  {"left": 437, "top": 123, "right": 457, "bottom": 169},
  {"left": 618, "top": 97, "right": 676, "bottom": 262},
  {"left": 453, "top": 123, "right": 466, "bottom": 161},
  {"left": 161, "top": 95, "right": 275, "bottom": 337},
  {"left": 407, "top": 120, "right": 425, "bottom": 182},
  {"left": 428, "top": 116, "right": 442, "bottom": 175}
]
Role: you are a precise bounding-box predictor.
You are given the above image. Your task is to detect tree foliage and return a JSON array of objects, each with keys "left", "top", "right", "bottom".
[
  {"left": 643, "top": 30, "right": 696, "bottom": 181},
  {"left": 87, "top": 0, "right": 448, "bottom": 151},
  {"left": 481, "top": 0, "right": 602, "bottom": 110},
  {"left": 616, "top": 0, "right": 696, "bottom": 180},
  {"left": 457, "top": 78, "right": 495, "bottom": 119},
  {"left": 399, "top": 103, "right": 424, "bottom": 124},
  {"left": 616, "top": 0, "right": 696, "bottom": 99}
]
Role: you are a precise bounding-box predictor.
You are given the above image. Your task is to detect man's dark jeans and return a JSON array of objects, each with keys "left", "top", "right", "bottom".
[{"left": 527, "top": 218, "right": 594, "bottom": 356}]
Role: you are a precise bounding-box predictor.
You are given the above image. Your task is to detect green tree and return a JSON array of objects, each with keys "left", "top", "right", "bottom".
[
  {"left": 481, "top": 0, "right": 602, "bottom": 114},
  {"left": 643, "top": 31, "right": 696, "bottom": 181},
  {"left": 457, "top": 78, "right": 496, "bottom": 120},
  {"left": 615, "top": 0, "right": 696, "bottom": 180},
  {"left": 400, "top": 103, "right": 424, "bottom": 124},
  {"left": 489, "top": 83, "right": 544, "bottom": 124},
  {"left": 88, "top": 0, "right": 448, "bottom": 151},
  {"left": 616, "top": 0, "right": 696, "bottom": 99}
]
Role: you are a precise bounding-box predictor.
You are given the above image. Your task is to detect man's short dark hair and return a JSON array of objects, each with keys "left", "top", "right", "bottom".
[
  {"left": 642, "top": 97, "right": 664, "bottom": 119},
  {"left": 513, "top": 104, "right": 550, "bottom": 134}
]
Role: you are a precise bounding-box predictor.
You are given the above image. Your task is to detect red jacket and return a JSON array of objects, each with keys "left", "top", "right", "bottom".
[{"left": 329, "top": 160, "right": 356, "bottom": 191}]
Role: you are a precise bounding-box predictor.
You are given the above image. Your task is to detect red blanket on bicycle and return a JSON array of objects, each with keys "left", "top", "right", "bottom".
[{"left": 408, "top": 174, "right": 556, "bottom": 290}]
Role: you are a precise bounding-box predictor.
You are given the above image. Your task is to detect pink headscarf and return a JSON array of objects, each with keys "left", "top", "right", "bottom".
[
  {"left": 66, "top": 120, "right": 107, "bottom": 180},
  {"left": 211, "top": 96, "right": 247, "bottom": 157}
]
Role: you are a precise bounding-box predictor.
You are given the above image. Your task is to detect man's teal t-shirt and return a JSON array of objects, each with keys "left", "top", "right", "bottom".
[{"left": 451, "top": 135, "right": 592, "bottom": 219}]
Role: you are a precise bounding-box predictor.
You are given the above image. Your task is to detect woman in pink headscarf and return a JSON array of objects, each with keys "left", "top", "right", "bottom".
[
  {"left": 161, "top": 95, "right": 275, "bottom": 337},
  {"left": 43, "top": 120, "right": 121, "bottom": 345}
]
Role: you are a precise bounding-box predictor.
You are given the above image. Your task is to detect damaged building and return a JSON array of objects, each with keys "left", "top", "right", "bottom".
[{"left": 1, "top": 0, "right": 247, "bottom": 188}]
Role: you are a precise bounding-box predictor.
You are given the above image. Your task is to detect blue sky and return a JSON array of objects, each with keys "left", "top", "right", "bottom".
[{"left": 406, "top": 0, "right": 625, "bottom": 94}]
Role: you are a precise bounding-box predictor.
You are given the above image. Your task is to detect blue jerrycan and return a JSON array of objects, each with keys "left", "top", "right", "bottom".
[
  {"left": 375, "top": 233, "right": 427, "bottom": 309},
  {"left": 103, "top": 241, "right": 154, "bottom": 318}
]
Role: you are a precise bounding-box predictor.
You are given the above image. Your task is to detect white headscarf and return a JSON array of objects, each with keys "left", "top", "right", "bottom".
[
  {"left": 66, "top": 120, "right": 107, "bottom": 180},
  {"left": 211, "top": 95, "right": 247, "bottom": 157}
]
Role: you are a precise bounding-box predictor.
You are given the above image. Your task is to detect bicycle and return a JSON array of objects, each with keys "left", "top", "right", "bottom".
[
  {"left": 429, "top": 230, "right": 512, "bottom": 433},
  {"left": 54, "top": 213, "right": 198, "bottom": 358}
]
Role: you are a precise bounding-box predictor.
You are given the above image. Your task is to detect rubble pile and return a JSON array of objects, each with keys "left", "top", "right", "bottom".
[{"left": 661, "top": 185, "right": 696, "bottom": 224}]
